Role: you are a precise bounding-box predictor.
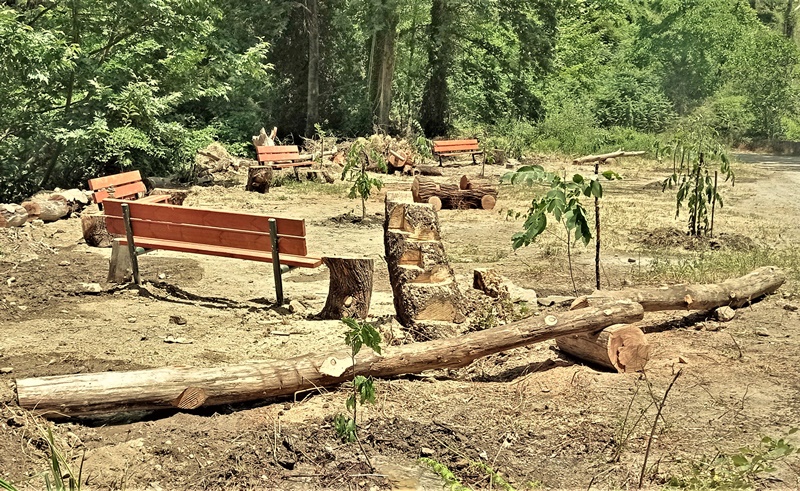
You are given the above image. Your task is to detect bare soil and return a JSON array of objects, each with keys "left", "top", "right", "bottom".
[{"left": 1, "top": 155, "right": 799, "bottom": 490}]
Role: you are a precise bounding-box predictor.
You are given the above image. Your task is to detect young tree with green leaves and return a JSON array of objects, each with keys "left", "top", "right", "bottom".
[{"left": 342, "top": 139, "right": 386, "bottom": 220}]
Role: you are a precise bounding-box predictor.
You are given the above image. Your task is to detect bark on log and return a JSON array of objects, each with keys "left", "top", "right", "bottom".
[
  {"left": 385, "top": 191, "right": 464, "bottom": 329},
  {"left": 21, "top": 197, "right": 70, "bottom": 222},
  {"left": 81, "top": 213, "right": 116, "bottom": 248},
  {"left": 246, "top": 166, "right": 273, "bottom": 193},
  {"left": 45, "top": 189, "right": 90, "bottom": 213},
  {"left": 15, "top": 300, "right": 644, "bottom": 417},
  {"left": 0, "top": 204, "right": 28, "bottom": 228},
  {"left": 148, "top": 188, "right": 188, "bottom": 206},
  {"left": 556, "top": 324, "right": 650, "bottom": 373},
  {"left": 416, "top": 165, "right": 443, "bottom": 177},
  {"left": 412, "top": 176, "right": 496, "bottom": 210},
  {"left": 573, "top": 150, "right": 645, "bottom": 165},
  {"left": 570, "top": 267, "right": 785, "bottom": 312},
  {"left": 144, "top": 176, "right": 178, "bottom": 190},
  {"left": 319, "top": 257, "right": 374, "bottom": 320}
]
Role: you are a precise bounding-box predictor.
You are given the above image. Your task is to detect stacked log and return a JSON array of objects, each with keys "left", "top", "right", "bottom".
[{"left": 411, "top": 176, "right": 497, "bottom": 211}]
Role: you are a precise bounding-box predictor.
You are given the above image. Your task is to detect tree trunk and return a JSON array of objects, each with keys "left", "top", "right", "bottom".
[
  {"left": 147, "top": 189, "right": 188, "bottom": 206},
  {"left": 384, "top": 191, "right": 464, "bottom": 331},
  {"left": 21, "top": 196, "right": 70, "bottom": 222},
  {"left": 305, "top": 0, "right": 320, "bottom": 136},
  {"left": 411, "top": 176, "right": 496, "bottom": 210},
  {"left": 556, "top": 324, "right": 650, "bottom": 373},
  {"left": 419, "top": 0, "right": 452, "bottom": 136},
  {"left": 0, "top": 204, "right": 28, "bottom": 227},
  {"left": 570, "top": 266, "right": 786, "bottom": 311},
  {"left": 81, "top": 213, "right": 116, "bottom": 247},
  {"left": 15, "top": 300, "right": 644, "bottom": 418},
  {"left": 416, "top": 165, "right": 443, "bottom": 176},
  {"left": 246, "top": 166, "right": 273, "bottom": 193},
  {"left": 319, "top": 257, "right": 374, "bottom": 320},
  {"left": 368, "top": 1, "right": 399, "bottom": 132}
]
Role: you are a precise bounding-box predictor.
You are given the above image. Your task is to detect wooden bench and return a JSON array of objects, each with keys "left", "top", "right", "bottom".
[
  {"left": 88, "top": 170, "right": 169, "bottom": 207},
  {"left": 432, "top": 139, "right": 483, "bottom": 166},
  {"left": 255, "top": 145, "right": 313, "bottom": 169},
  {"left": 102, "top": 198, "right": 321, "bottom": 303}
]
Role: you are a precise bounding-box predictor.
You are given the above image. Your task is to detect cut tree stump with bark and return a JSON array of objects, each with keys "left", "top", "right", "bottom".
[
  {"left": 81, "top": 213, "right": 116, "bottom": 247},
  {"left": 319, "top": 257, "right": 374, "bottom": 320},
  {"left": 411, "top": 176, "right": 496, "bottom": 210},
  {"left": 556, "top": 324, "right": 650, "bottom": 373},
  {"left": 0, "top": 204, "right": 28, "bottom": 227},
  {"left": 20, "top": 196, "right": 70, "bottom": 222},
  {"left": 385, "top": 191, "right": 465, "bottom": 329},
  {"left": 246, "top": 166, "right": 273, "bottom": 193},
  {"left": 570, "top": 267, "right": 786, "bottom": 311},
  {"left": 15, "top": 300, "right": 644, "bottom": 418},
  {"left": 473, "top": 268, "right": 509, "bottom": 299}
]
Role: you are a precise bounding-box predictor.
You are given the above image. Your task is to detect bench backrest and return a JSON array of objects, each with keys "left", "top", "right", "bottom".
[
  {"left": 88, "top": 171, "right": 147, "bottom": 204},
  {"left": 102, "top": 199, "right": 309, "bottom": 257},
  {"left": 433, "top": 139, "right": 480, "bottom": 154},
  {"left": 255, "top": 145, "right": 301, "bottom": 164}
]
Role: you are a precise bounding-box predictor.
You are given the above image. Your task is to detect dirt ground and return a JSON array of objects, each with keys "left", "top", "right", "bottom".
[{"left": 1, "top": 153, "right": 799, "bottom": 490}]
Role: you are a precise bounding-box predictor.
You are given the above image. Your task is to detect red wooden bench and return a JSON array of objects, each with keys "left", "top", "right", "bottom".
[
  {"left": 255, "top": 145, "right": 313, "bottom": 169},
  {"left": 432, "top": 139, "right": 483, "bottom": 166},
  {"left": 88, "top": 170, "right": 169, "bottom": 207},
  {"left": 103, "top": 198, "right": 321, "bottom": 303}
]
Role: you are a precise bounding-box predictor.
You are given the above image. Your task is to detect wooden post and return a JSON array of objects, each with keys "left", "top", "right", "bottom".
[
  {"left": 269, "top": 218, "right": 283, "bottom": 305},
  {"left": 121, "top": 203, "right": 140, "bottom": 285},
  {"left": 595, "top": 160, "right": 601, "bottom": 290}
]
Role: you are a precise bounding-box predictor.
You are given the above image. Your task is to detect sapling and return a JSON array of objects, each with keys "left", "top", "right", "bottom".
[
  {"left": 334, "top": 317, "right": 382, "bottom": 469},
  {"left": 342, "top": 140, "right": 386, "bottom": 220}
]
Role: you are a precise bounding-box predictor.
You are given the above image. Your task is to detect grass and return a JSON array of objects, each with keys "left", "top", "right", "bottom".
[{"left": 0, "top": 421, "right": 83, "bottom": 491}]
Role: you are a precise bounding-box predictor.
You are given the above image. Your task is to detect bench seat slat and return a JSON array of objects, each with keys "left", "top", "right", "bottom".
[
  {"left": 435, "top": 146, "right": 482, "bottom": 153},
  {"left": 103, "top": 199, "right": 305, "bottom": 237},
  {"left": 117, "top": 237, "right": 322, "bottom": 268},
  {"left": 272, "top": 162, "right": 314, "bottom": 169},
  {"left": 88, "top": 171, "right": 143, "bottom": 190},
  {"left": 105, "top": 217, "right": 308, "bottom": 256}
]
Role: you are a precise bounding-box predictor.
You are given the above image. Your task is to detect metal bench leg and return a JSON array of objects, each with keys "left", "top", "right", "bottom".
[
  {"left": 472, "top": 153, "right": 477, "bottom": 165},
  {"left": 121, "top": 203, "right": 141, "bottom": 285},
  {"left": 269, "top": 218, "right": 284, "bottom": 305},
  {"left": 438, "top": 155, "right": 443, "bottom": 167}
]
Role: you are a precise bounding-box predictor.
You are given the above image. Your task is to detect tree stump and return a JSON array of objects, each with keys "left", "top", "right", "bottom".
[
  {"left": 384, "top": 191, "right": 465, "bottom": 330},
  {"left": 148, "top": 188, "right": 188, "bottom": 205},
  {"left": 246, "top": 166, "right": 273, "bottom": 193},
  {"left": 81, "top": 213, "right": 116, "bottom": 247},
  {"left": 318, "top": 257, "right": 375, "bottom": 320},
  {"left": 556, "top": 324, "right": 650, "bottom": 373},
  {"left": 473, "top": 268, "right": 509, "bottom": 299},
  {"left": 108, "top": 240, "right": 133, "bottom": 283},
  {"left": 20, "top": 197, "right": 70, "bottom": 222},
  {"left": 0, "top": 204, "right": 28, "bottom": 227}
]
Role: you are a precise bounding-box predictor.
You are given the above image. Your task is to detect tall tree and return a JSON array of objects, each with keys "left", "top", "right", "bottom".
[
  {"left": 420, "top": 0, "right": 453, "bottom": 136},
  {"left": 367, "top": 0, "right": 399, "bottom": 132},
  {"left": 305, "top": 0, "right": 320, "bottom": 135}
]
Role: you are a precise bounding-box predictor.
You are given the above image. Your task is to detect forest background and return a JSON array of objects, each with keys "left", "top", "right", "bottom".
[{"left": 1, "top": 0, "right": 797, "bottom": 203}]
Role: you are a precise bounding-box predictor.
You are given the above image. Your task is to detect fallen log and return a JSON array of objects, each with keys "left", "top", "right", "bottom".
[
  {"left": 411, "top": 176, "right": 495, "bottom": 210},
  {"left": 556, "top": 324, "right": 649, "bottom": 373},
  {"left": 319, "top": 257, "right": 374, "bottom": 320},
  {"left": 573, "top": 150, "right": 645, "bottom": 165},
  {"left": 21, "top": 196, "right": 70, "bottom": 222},
  {"left": 0, "top": 204, "right": 28, "bottom": 227},
  {"left": 417, "top": 165, "right": 443, "bottom": 177},
  {"left": 570, "top": 267, "right": 785, "bottom": 311},
  {"left": 15, "top": 300, "right": 644, "bottom": 417}
]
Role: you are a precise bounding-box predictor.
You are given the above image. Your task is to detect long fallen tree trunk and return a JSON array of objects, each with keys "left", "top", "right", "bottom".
[
  {"left": 16, "top": 300, "right": 643, "bottom": 418},
  {"left": 570, "top": 266, "right": 785, "bottom": 312}
]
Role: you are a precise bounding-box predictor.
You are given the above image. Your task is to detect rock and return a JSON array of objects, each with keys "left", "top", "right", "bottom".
[
  {"left": 783, "top": 304, "right": 798, "bottom": 312},
  {"left": 127, "top": 317, "right": 137, "bottom": 323},
  {"left": 537, "top": 295, "right": 575, "bottom": 307},
  {"left": 420, "top": 447, "right": 435, "bottom": 457},
  {"left": 704, "top": 322, "right": 721, "bottom": 332},
  {"left": 58, "top": 260, "right": 71, "bottom": 267},
  {"left": 169, "top": 315, "right": 188, "bottom": 326},
  {"left": 0, "top": 367, "right": 13, "bottom": 374},
  {"left": 289, "top": 300, "right": 306, "bottom": 315},
  {"left": 163, "top": 336, "right": 193, "bottom": 344},
  {"left": 755, "top": 328, "right": 770, "bottom": 337},
  {"left": 80, "top": 282, "right": 103, "bottom": 294},
  {"left": 715, "top": 306, "right": 736, "bottom": 322},
  {"left": 158, "top": 273, "right": 166, "bottom": 280}
]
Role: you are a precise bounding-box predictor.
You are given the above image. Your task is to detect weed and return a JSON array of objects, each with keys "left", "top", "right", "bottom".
[
  {"left": 419, "top": 458, "right": 470, "bottom": 491},
  {"left": 0, "top": 424, "right": 84, "bottom": 491},
  {"left": 419, "top": 457, "right": 532, "bottom": 491}
]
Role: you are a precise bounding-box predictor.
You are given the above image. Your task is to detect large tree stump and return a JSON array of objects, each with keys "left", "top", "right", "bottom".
[
  {"left": 21, "top": 196, "right": 70, "bottom": 222},
  {"left": 246, "top": 166, "right": 273, "bottom": 193},
  {"left": 148, "top": 188, "right": 188, "bottom": 205},
  {"left": 319, "top": 257, "right": 374, "bottom": 319},
  {"left": 556, "top": 324, "right": 650, "bottom": 373},
  {"left": 81, "top": 213, "right": 115, "bottom": 247},
  {"left": 384, "top": 191, "right": 464, "bottom": 331},
  {"left": 15, "top": 300, "right": 644, "bottom": 417},
  {"left": 0, "top": 204, "right": 28, "bottom": 227}
]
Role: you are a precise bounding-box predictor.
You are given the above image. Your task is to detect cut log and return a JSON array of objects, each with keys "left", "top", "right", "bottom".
[
  {"left": 143, "top": 176, "right": 178, "bottom": 190},
  {"left": 570, "top": 267, "right": 786, "bottom": 312},
  {"left": 556, "top": 324, "right": 650, "bottom": 373},
  {"left": 246, "top": 166, "right": 273, "bottom": 193},
  {"left": 573, "top": 150, "right": 645, "bottom": 165},
  {"left": 252, "top": 127, "right": 277, "bottom": 147},
  {"left": 319, "top": 257, "right": 374, "bottom": 320},
  {"left": 473, "top": 268, "right": 509, "bottom": 299},
  {"left": 481, "top": 195, "right": 496, "bottom": 210},
  {"left": 21, "top": 197, "right": 70, "bottom": 222},
  {"left": 385, "top": 191, "right": 464, "bottom": 329},
  {"left": 412, "top": 176, "right": 496, "bottom": 210},
  {"left": 148, "top": 188, "right": 188, "bottom": 206},
  {"left": 108, "top": 240, "right": 133, "bottom": 283},
  {"left": 416, "top": 165, "right": 443, "bottom": 177},
  {"left": 81, "top": 213, "right": 116, "bottom": 248},
  {"left": 458, "top": 175, "right": 498, "bottom": 195},
  {"left": 427, "top": 197, "right": 442, "bottom": 212},
  {"left": 47, "top": 189, "right": 90, "bottom": 213},
  {"left": 0, "top": 204, "right": 28, "bottom": 227},
  {"left": 15, "top": 300, "right": 644, "bottom": 417}
]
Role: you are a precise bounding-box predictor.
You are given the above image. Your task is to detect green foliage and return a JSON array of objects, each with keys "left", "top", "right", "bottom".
[
  {"left": 0, "top": 425, "right": 83, "bottom": 491},
  {"left": 419, "top": 458, "right": 470, "bottom": 491},
  {"left": 659, "top": 122, "right": 734, "bottom": 237},
  {"left": 341, "top": 140, "right": 386, "bottom": 220},
  {"left": 667, "top": 429, "right": 798, "bottom": 489},
  {"left": 335, "top": 318, "right": 381, "bottom": 446},
  {"left": 419, "top": 458, "right": 529, "bottom": 491}
]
